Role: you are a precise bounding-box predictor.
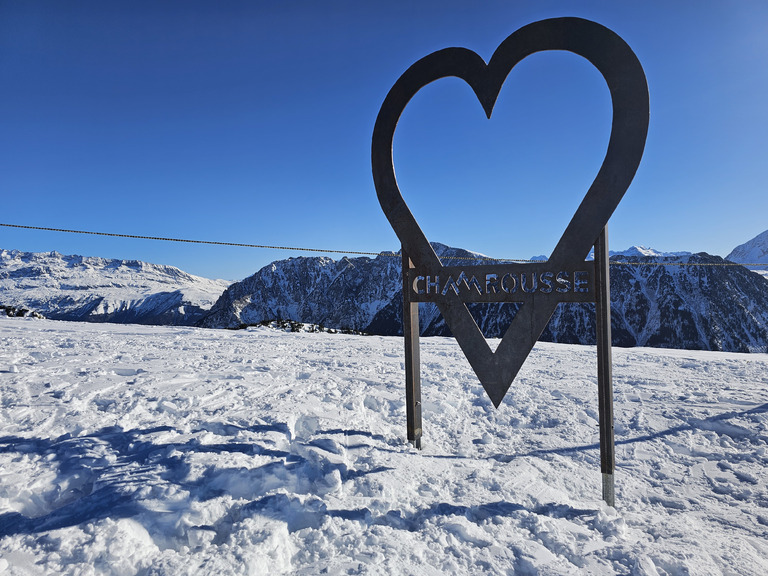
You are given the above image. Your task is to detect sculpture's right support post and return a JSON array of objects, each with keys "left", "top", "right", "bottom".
[{"left": 594, "top": 226, "right": 615, "bottom": 506}]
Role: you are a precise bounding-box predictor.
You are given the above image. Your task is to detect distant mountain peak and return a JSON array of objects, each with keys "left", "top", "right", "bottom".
[
  {"left": 581, "top": 246, "right": 692, "bottom": 261},
  {"left": 727, "top": 229, "right": 768, "bottom": 266},
  {"left": 612, "top": 245, "right": 692, "bottom": 258}
]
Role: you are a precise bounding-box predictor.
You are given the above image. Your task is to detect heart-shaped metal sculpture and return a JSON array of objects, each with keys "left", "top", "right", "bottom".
[{"left": 372, "top": 17, "right": 649, "bottom": 407}]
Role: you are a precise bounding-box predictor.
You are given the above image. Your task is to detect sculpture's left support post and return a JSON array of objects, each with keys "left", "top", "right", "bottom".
[
  {"left": 594, "top": 227, "right": 615, "bottom": 506},
  {"left": 402, "top": 249, "right": 422, "bottom": 448}
]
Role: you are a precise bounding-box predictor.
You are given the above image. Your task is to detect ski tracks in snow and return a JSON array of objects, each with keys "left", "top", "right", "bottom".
[{"left": 0, "top": 318, "right": 767, "bottom": 574}]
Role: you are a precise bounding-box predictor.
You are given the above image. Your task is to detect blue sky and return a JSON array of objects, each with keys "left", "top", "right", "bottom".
[{"left": 1, "top": 1, "right": 767, "bottom": 280}]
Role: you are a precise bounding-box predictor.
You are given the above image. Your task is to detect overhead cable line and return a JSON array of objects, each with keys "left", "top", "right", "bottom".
[
  {"left": 0, "top": 222, "right": 765, "bottom": 268},
  {"left": 0, "top": 223, "right": 384, "bottom": 257}
]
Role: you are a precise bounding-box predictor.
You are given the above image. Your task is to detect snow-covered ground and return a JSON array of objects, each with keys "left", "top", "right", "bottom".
[{"left": 1, "top": 318, "right": 767, "bottom": 575}]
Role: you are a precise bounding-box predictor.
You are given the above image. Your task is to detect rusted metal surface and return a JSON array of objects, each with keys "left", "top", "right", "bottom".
[
  {"left": 406, "top": 263, "right": 596, "bottom": 304},
  {"left": 372, "top": 17, "right": 649, "bottom": 408},
  {"left": 402, "top": 250, "right": 422, "bottom": 448},
  {"left": 595, "top": 227, "right": 616, "bottom": 506}
]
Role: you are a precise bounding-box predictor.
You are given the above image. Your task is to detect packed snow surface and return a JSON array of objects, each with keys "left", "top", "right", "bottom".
[{"left": 1, "top": 318, "right": 767, "bottom": 575}]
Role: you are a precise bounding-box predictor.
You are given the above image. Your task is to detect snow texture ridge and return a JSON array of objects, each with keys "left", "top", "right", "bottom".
[{"left": 0, "top": 318, "right": 767, "bottom": 574}]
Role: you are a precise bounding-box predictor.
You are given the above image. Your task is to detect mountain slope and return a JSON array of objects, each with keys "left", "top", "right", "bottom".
[
  {"left": 199, "top": 243, "right": 485, "bottom": 331},
  {"left": 727, "top": 228, "right": 768, "bottom": 279},
  {"left": 4, "top": 244, "right": 767, "bottom": 353},
  {"left": 199, "top": 253, "right": 400, "bottom": 330},
  {"left": 203, "top": 248, "right": 768, "bottom": 353},
  {"left": 418, "top": 253, "right": 768, "bottom": 352},
  {"left": 0, "top": 249, "right": 230, "bottom": 325}
]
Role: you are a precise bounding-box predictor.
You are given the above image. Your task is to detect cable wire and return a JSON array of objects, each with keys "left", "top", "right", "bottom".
[{"left": 1, "top": 222, "right": 765, "bottom": 268}]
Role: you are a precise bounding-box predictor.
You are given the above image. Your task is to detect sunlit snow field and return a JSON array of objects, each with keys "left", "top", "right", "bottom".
[{"left": 1, "top": 317, "right": 767, "bottom": 575}]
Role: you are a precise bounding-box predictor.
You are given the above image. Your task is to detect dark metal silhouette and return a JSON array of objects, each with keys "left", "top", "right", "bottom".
[{"left": 372, "top": 17, "right": 648, "bottom": 506}]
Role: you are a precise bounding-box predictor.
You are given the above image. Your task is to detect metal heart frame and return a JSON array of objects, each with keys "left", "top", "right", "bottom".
[{"left": 372, "top": 17, "right": 649, "bottom": 409}]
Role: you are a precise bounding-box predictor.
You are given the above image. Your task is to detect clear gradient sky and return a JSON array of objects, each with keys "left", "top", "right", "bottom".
[{"left": 1, "top": 1, "right": 767, "bottom": 280}]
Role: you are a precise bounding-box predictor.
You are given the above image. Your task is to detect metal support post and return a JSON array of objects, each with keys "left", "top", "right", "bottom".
[
  {"left": 594, "top": 227, "right": 615, "bottom": 506},
  {"left": 402, "top": 249, "right": 422, "bottom": 448}
]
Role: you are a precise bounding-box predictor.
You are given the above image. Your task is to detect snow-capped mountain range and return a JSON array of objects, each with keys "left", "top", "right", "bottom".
[
  {"left": 202, "top": 245, "right": 768, "bottom": 353},
  {"left": 608, "top": 246, "right": 692, "bottom": 258},
  {"left": 2, "top": 230, "right": 768, "bottom": 352},
  {"left": 0, "top": 249, "right": 230, "bottom": 325}
]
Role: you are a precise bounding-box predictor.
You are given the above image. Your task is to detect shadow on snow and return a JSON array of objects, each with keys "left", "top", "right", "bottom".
[{"left": 1, "top": 402, "right": 765, "bottom": 539}]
